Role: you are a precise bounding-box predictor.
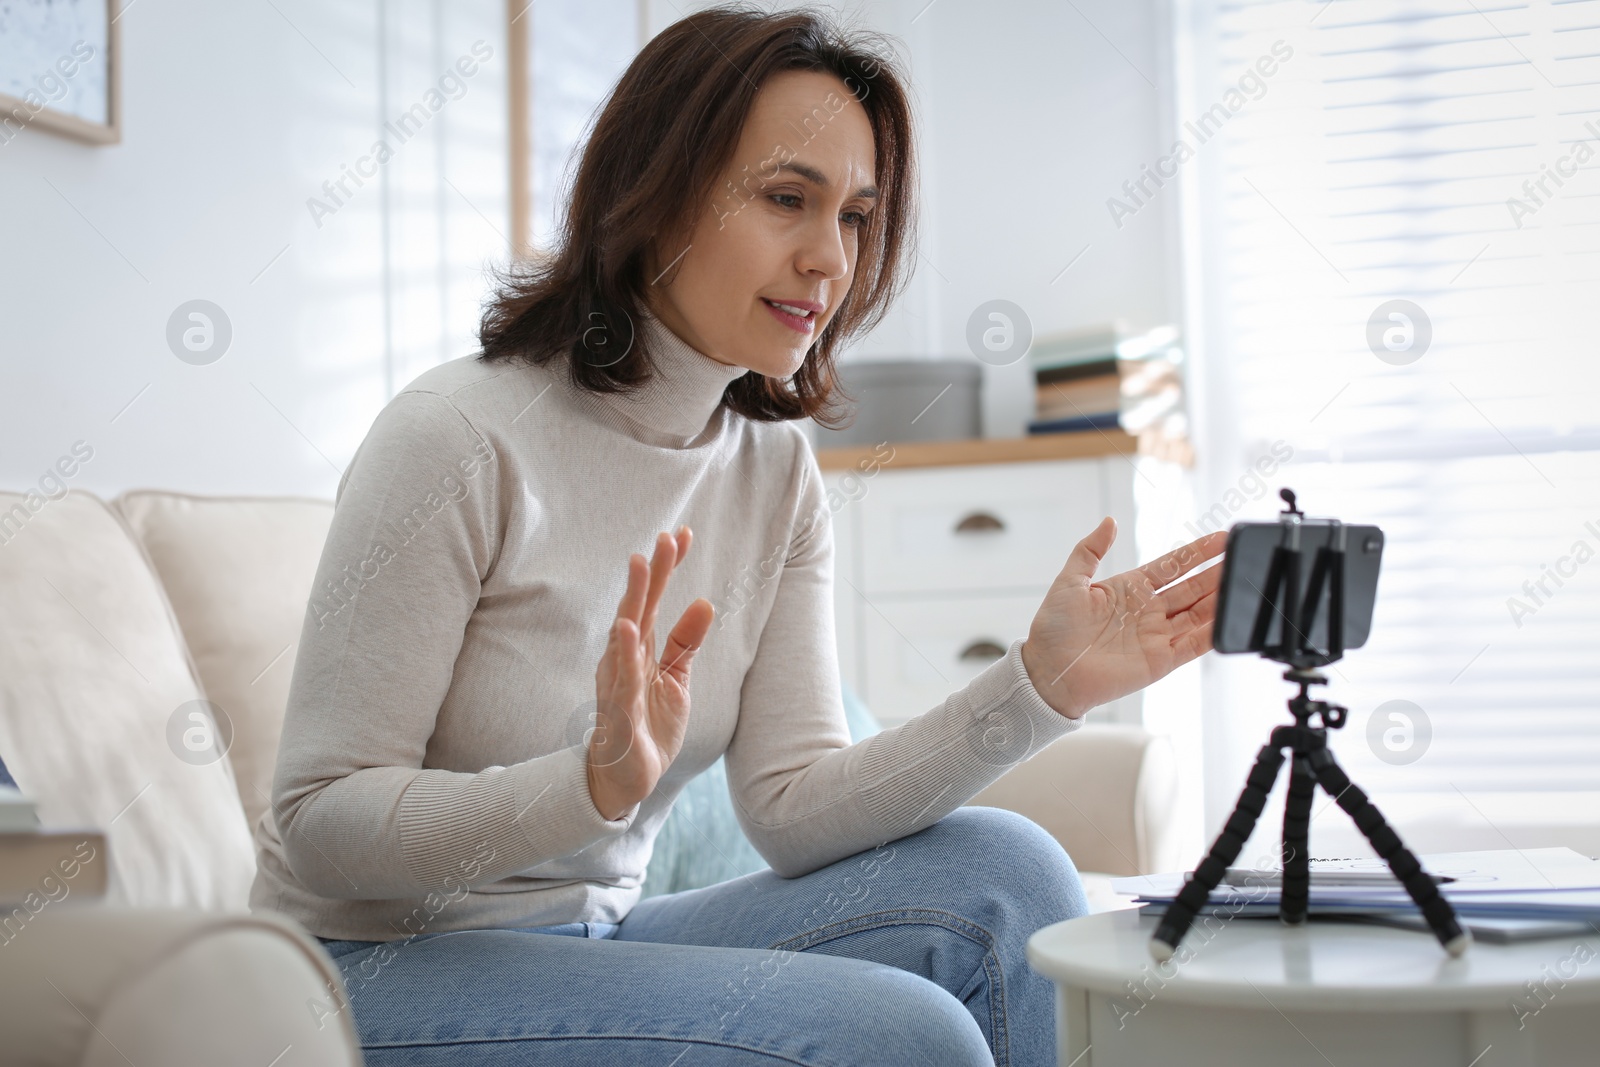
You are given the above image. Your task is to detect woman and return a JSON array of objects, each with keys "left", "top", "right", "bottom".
[{"left": 250, "top": 6, "right": 1224, "bottom": 1065}]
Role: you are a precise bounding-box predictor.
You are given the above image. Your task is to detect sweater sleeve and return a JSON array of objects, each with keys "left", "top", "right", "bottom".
[
  {"left": 271, "top": 389, "right": 638, "bottom": 901},
  {"left": 722, "top": 443, "right": 1084, "bottom": 879}
]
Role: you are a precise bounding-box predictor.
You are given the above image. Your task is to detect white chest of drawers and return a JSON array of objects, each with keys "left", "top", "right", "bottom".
[{"left": 819, "top": 435, "right": 1143, "bottom": 728}]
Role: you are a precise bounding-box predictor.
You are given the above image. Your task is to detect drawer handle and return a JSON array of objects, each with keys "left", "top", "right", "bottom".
[
  {"left": 958, "top": 640, "right": 1007, "bottom": 663},
  {"left": 954, "top": 511, "right": 1005, "bottom": 534}
]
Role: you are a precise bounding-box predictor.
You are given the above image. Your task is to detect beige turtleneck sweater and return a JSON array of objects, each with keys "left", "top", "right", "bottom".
[{"left": 248, "top": 309, "right": 1082, "bottom": 942}]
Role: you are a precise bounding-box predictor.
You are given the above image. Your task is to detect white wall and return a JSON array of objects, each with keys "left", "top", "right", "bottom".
[
  {"left": 3, "top": 0, "right": 1174, "bottom": 484},
  {"left": 893, "top": 0, "right": 1177, "bottom": 437},
  {"left": 0, "top": 0, "right": 506, "bottom": 500}
]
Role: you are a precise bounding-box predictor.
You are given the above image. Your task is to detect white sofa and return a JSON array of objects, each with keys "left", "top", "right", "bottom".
[{"left": 0, "top": 487, "right": 1182, "bottom": 1064}]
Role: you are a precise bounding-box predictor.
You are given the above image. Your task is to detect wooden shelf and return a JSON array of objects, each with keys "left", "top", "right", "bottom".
[{"left": 814, "top": 431, "right": 1137, "bottom": 472}]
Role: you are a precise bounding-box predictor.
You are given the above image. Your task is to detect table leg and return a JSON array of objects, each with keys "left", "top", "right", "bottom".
[
  {"left": 1466, "top": 1007, "right": 1537, "bottom": 1067},
  {"left": 1057, "top": 983, "right": 1090, "bottom": 1066}
]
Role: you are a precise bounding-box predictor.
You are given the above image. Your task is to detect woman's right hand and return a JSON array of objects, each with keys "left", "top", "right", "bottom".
[{"left": 586, "top": 527, "right": 715, "bottom": 821}]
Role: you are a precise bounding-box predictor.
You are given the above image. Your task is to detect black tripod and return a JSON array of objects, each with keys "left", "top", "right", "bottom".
[{"left": 1149, "top": 491, "right": 1470, "bottom": 961}]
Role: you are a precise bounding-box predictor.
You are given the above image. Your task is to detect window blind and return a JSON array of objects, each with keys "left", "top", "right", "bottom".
[{"left": 1188, "top": 0, "right": 1600, "bottom": 835}]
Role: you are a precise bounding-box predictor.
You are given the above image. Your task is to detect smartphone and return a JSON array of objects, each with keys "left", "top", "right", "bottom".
[{"left": 1212, "top": 518, "right": 1384, "bottom": 657}]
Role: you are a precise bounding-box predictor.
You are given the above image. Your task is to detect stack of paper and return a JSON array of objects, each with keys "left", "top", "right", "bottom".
[{"left": 1113, "top": 849, "right": 1600, "bottom": 943}]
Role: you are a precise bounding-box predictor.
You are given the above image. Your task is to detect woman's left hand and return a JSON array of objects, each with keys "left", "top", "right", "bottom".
[{"left": 1021, "top": 518, "right": 1228, "bottom": 719}]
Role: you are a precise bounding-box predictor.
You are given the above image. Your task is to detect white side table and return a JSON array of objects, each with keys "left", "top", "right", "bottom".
[{"left": 1027, "top": 908, "right": 1600, "bottom": 1066}]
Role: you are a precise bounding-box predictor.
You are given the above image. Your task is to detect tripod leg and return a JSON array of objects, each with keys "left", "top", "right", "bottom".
[
  {"left": 1280, "top": 755, "right": 1315, "bottom": 925},
  {"left": 1306, "top": 747, "right": 1471, "bottom": 957},
  {"left": 1150, "top": 742, "right": 1287, "bottom": 962}
]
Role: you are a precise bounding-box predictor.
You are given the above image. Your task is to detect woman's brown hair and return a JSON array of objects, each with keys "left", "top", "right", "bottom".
[{"left": 476, "top": 4, "right": 917, "bottom": 425}]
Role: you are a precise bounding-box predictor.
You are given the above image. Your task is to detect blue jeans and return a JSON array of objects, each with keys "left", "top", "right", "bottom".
[{"left": 313, "top": 806, "right": 1087, "bottom": 1066}]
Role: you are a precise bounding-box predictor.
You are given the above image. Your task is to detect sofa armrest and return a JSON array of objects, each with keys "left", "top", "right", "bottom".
[
  {"left": 0, "top": 906, "right": 363, "bottom": 1067},
  {"left": 965, "top": 723, "right": 1181, "bottom": 877}
]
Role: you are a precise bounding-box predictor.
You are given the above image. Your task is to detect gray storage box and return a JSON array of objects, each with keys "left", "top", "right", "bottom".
[{"left": 815, "top": 358, "right": 981, "bottom": 446}]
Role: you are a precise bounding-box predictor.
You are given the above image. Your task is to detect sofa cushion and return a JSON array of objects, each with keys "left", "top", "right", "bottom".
[
  {"left": 0, "top": 489, "right": 256, "bottom": 909},
  {"left": 640, "top": 682, "right": 883, "bottom": 897},
  {"left": 967, "top": 723, "right": 1181, "bottom": 877},
  {"left": 113, "top": 491, "right": 334, "bottom": 838}
]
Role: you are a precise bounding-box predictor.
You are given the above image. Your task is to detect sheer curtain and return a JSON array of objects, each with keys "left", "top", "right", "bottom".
[{"left": 1176, "top": 0, "right": 1600, "bottom": 858}]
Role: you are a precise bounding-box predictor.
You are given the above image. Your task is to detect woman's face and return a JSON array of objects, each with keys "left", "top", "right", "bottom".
[{"left": 646, "top": 70, "right": 879, "bottom": 378}]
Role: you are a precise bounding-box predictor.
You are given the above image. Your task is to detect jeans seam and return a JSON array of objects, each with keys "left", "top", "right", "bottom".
[
  {"left": 357, "top": 1033, "right": 860, "bottom": 1067},
  {"left": 766, "top": 907, "right": 1008, "bottom": 1067}
]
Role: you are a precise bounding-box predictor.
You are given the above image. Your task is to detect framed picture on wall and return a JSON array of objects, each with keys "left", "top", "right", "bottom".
[{"left": 0, "top": 0, "right": 120, "bottom": 146}]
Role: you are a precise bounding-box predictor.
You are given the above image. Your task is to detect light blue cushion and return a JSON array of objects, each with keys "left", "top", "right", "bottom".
[{"left": 639, "top": 684, "right": 881, "bottom": 898}]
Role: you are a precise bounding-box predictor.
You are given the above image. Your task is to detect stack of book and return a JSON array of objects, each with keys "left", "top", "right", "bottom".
[
  {"left": 1113, "top": 848, "right": 1600, "bottom": 943},
  {"left": 1026, "top": 322, "right": 1193, "bottom": 465},
  {"left": 1, "top": 782, "right": 108, "bottom": 910}
]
